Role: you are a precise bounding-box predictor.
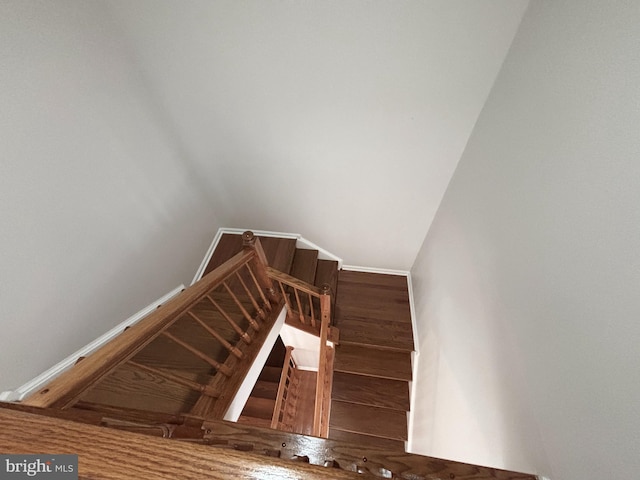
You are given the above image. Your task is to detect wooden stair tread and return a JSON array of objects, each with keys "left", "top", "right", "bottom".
[
  {"left": 334, "top": 344, "right": 412, "bottom": 381},
  {"left": 290, "top": 249, "right": 318, "bottom": 284},
  {"left": 257, "top": 236, "right": 297, "bottom": 274},
  {"left": 203, "top": 234, "right": 243, "bottom": 275},
  {"left": 328, "top": 428, "right": 406, "bottom": 451},
  {"left": 338, "top": 270, "right": 409, "bottom": 290},
  {"left": 250, "top": 380, "right": 279, "bottom": 400},
  {"left": 329, "top": 400, "right": 407, "bottom": 441},
  {"left": 338, "top": 319, "right": 414, "bottom": 352},
  {"left": 314, "top": 259, "right": 338, "bottom": 292},
  {"left": 259, "top": 366, "right": 283, "bottom": 383},
  {"left": 332, "top": 372, "right": 410, "bottom": 411},
  {"left": 79, "top": 364, "right": 202, "bottom": 415},
  {"left": 237, "top": 415, "right": 272, "bottom": 428},
  {"left": 203, "top": 234, "right": 297, "bottom": 277},
  {"left": 241, "top": 396, "right": 276, "bottom": 420}
]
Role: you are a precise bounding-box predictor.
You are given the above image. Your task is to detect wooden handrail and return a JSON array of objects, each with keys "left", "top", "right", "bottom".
[
  {"left": 266, "top": 266, "right": 323, "bottom": 297},
  {"left": 22, "top": 248, "right": 256, "bottom": 409},
  {"left": 0, "top": 404, "right": 538, "bottom": 480},
  {"left": 271, "top": 346, "right": 295, "bottom": 429}
]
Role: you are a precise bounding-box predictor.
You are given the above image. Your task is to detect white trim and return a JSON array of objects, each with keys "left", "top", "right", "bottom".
[
  {"left": 191, "top": 228, "right": 225, "bottom": 285},
  {"left": 405, "top": 350, "right": 419, "bottom": 453},
  {"left": 295, "top": 365, "right": 320, "bottom": 372},
  {"left": 406, "top": 272, "right": 419, "bottom": 353},
  {"left": 191, "top": 227, "right": 343, "bottom": 284},
  {"left": 0, "top": 285, "right": 185, "bottom": 403},
  {"left": 294, "top": 237, "right": 343, "bottom": 267},
  {"left": 341, "top": 264, "right": 410, "bottom": 276}
]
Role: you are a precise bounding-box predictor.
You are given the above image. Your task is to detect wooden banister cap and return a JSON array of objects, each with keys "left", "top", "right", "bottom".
[
  {"left": 242, "top": 231, "right": 256, "bottom": 246},
  {"left": 321, "top": 283, "right": 331, "bottom": 296}
]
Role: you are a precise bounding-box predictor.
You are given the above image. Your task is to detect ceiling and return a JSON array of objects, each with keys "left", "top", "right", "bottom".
[{"left": 105, "top": 0, "right": 529, "bottom": 269}]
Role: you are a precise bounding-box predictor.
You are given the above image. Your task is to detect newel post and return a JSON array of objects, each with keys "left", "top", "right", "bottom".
[{"left": 242, "top": 231, "right": 278, "bottom": 306}]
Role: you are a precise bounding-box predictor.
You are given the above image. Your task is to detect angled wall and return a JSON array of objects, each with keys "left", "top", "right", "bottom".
[
  {"left": 410, "top": 2, "right": 640, "bottom": 479},
  {"left": 0, "top": 1, "right": 220, "bottom": 392},
  {"left": 105, "top": 0, "right": 528, "bottom": 270}
]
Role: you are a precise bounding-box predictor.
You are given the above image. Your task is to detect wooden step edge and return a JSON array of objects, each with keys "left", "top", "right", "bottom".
[
  {"left": 328, "top": 424, "right": 407, "bottom": 443},
  {"left": 337, "top": 338, "right": 415, "bottom": 354},
  {"left": 333, "top": 361, "right": 412, "bottom": 382},
  {"left": 328, "top": 396, "right": 410, "bottom": 413}
]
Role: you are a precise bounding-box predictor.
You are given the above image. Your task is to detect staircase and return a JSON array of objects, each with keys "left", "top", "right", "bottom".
[
  {"left": 1, "top": 229, "right": 540, "bottom": 480},
  {"left": 202, "top": 233, "right": 413, "bottom": 447},
  {"left": 330, "top": 270, "right": 413, "bottom": 449},
  {"left": 237, "top": 336, "right": 286, "bottom": 428}
]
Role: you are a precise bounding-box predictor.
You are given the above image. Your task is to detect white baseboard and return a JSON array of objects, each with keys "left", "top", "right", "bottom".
[
  {"left": 0, "top": 285, "right": 185, "bottom": 403},
  {"left": 405, "top": 350, "right": 419, "bottom": 453}
]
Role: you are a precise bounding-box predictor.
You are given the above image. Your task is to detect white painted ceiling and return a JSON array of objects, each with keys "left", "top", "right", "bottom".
[{"left": 106, "top": 0, "right": 529, "bottom": 269}]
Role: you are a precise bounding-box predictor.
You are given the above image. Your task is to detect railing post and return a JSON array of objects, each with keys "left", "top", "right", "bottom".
[
  {"left": 313, "top": 284, "right": 332, "bottom": 437},
  {"left": 242, "top": 231, "right": 278, "bottom": 305}
]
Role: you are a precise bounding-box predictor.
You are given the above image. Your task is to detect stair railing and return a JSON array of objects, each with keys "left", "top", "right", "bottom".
[
  {"left": 266, "top": 269, "right": 336, "bottom": 438},
  {"left": 270, "top": 345, "right": 296, "bottom": 431},
  {"left": 23, "top": 231, "right": 278, "bottom": 415},
  {"left": 312, "top": 285, "right": 334, "bottom": 437}
]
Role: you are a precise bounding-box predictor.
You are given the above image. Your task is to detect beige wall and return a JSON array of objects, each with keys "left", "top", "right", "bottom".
[{"left": 410, "top": 2, "right": 640, "bottom": 478}]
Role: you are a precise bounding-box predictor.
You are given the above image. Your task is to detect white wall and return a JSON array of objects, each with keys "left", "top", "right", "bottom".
[
  {"left": 410, "top": 2, "right": 640, "bottom": 479},
  {"left": 105, "top": 0, "right": 528, "bottom": 270},
  {"left": 0, "top": 1, "right": 220, "bottom": 392}
]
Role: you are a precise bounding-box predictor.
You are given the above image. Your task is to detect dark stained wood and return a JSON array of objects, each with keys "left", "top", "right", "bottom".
[
  {"left": 204, "top": 233, "right": 296, "bottom": 278},
  {"left": 256, "top": 236, "right": 297, "bottom": 274},
  {"left": 250, "top": 380, "right": 279, "bottom": 399},
  {"left": 242, "top": 396, "right": 276, "bottom": 420},
  {"left": 328, "top": 428, "right": 406, "bottom": 451},
  {"left": 290, "top": 369, "right": 317, "bottom": 436},
  {"left": 259, "top": 366, "right": 283, "bottom": 383},
  {"left": 338, "top": 317, "right": 414, "bottom": 351},
  {"left": 290, "top": 248, "right": 319, "bottom": 284},
  {"left": 204, "top": 234, "right": 243, "bottom": 275},
  {"left": 332, "top": 372, "right": 410, "bottom": 411},
  {"left": 334, "top": 344, "right": 412, "bottom": 381},
  {"left": 329, "top": 400, "right": 408, "bottom": 441},
  {"left": 315, "top": 259, "right": 338, "bottom": 292}
]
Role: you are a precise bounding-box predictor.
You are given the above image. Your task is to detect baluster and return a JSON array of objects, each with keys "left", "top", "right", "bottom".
[
  {"left": 235, "top": 271, "right": 266, "bottom": 320},
  {"left": 292, "top": 287, "right": 306, "bottom": 325},
  {"left": 161, "top": 331, "right": 232, "bottom": 376},
  {"left": 186, "top": 311, "right": 243, "bottom": 359},
  {"left": 205, "top": 294, "right": 251, "bottom": 345},
  {"left": 271, "top": 346, "right": 294, "bottom": 429},
  {"left": 277, "top": 280, "right": 292, "bottom": 312},
  {"left": 242, "top": 231, "right": 278, "bottom": 304},
  {"left": 308, "top": 292, "right": 316, "bottom": 328},
  {"left": 127, "top": 360, "right": 218, "bottom": 397},
  {"left": 244, "top": 264, "right": 270, "bottom": 311},
  {"left": 222, "top": 281, "right": 260, "bottom": 331}
]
